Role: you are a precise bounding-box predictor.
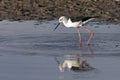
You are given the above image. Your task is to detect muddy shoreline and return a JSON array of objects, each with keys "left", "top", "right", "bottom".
[{"left": 0, "top": 0, "right": 120, "bottom": 22}]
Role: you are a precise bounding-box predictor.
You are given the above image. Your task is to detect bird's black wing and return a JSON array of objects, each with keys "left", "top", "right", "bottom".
[
  {"left": 81, "top": 17, "right": 95, "bottom": 22},
  {"left": 71, "top": 16, "right": 98, "bottom": 22}
]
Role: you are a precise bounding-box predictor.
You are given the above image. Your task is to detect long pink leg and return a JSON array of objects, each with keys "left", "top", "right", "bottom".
[
  {"left": 83, "top": 27, "right": 94, "bottom": 45},
  {"left": 87, "top": 45, "right": 94, "bottom": 57},
  {"left": 77, "top": 28, "right": 82, "bottom": 47}
]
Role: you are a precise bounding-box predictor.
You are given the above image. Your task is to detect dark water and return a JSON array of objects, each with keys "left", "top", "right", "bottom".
[{"left": 0, "top": 20, "right": 120, "bottom": 80}]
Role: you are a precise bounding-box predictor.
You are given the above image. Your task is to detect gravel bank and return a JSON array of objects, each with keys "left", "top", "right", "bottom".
[{"left": 0, "top": 0, "right": 120, "bottom": 22}]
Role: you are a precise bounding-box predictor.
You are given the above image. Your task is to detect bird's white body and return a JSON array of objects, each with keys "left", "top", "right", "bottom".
[{"left": 63, "top": 18, "right": 82, "bottom": 28}]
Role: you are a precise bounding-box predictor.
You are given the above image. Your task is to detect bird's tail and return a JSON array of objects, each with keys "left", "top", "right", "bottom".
[
  {"left": 82, "top": 18, "right": 95, "bottom": 24},
  {"left": 82, "top": 16, "right": 99, "bottom": 24}
]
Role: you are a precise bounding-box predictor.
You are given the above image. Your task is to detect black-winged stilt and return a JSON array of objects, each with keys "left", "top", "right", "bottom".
[{"left": 54, "top": 16, "right": 96, "bottom": 47}]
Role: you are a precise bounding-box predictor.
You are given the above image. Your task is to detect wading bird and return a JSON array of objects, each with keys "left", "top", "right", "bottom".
[{"left": 54, "top": 16, "right": 96, "bottom": 47}]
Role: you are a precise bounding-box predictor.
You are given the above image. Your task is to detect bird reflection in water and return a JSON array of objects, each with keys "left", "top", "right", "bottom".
[{"left": 55, "top": 45, "right": 94, "bottom": 72}]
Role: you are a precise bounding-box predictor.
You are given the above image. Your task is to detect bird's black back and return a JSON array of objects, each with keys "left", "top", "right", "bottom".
[{"left": 71, "top": 16, "right": 98, "bottom": 22}]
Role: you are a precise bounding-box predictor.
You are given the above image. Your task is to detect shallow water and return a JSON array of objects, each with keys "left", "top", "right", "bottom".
[{"left": 0, "top": 20, "right": 120, "bottom": 80}]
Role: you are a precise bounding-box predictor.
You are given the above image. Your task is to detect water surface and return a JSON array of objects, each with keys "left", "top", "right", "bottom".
[{"left": 0, "top": 20, "right": 120, "bottom": 80}]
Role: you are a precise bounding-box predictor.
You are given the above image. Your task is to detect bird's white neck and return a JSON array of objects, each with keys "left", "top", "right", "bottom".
[
  {"left": 62, "top": 18, "right": 72, "bottom": 28},
  {"left": 62, "top": 18, "right": 68, "bottom": 25}
]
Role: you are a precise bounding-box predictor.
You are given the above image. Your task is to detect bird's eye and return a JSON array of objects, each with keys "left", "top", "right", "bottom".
[{"left": 59, "top": 18, "right": 63, "bottom": 21}]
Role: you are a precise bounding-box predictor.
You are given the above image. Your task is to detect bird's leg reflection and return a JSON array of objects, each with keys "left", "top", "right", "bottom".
[{"left": 77, "top": 45, "right": 94, "bottom": 61}]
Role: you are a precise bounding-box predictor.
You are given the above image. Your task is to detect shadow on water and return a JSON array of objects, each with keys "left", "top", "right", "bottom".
[{"left": 54, "top": 45, "right": 96, "bottom": 72}]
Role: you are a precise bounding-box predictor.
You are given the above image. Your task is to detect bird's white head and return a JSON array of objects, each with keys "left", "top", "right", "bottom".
[
  {"left": 58, "top": 16, "right": 66, "bottom": 23},
  {"left": 54, "top": 16, "right": 68, "bottom": 31}
]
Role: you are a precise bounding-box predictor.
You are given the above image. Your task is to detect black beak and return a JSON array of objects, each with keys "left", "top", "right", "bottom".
[{"left": 54, "top": 23, "right": 60, "bottom": 31}]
